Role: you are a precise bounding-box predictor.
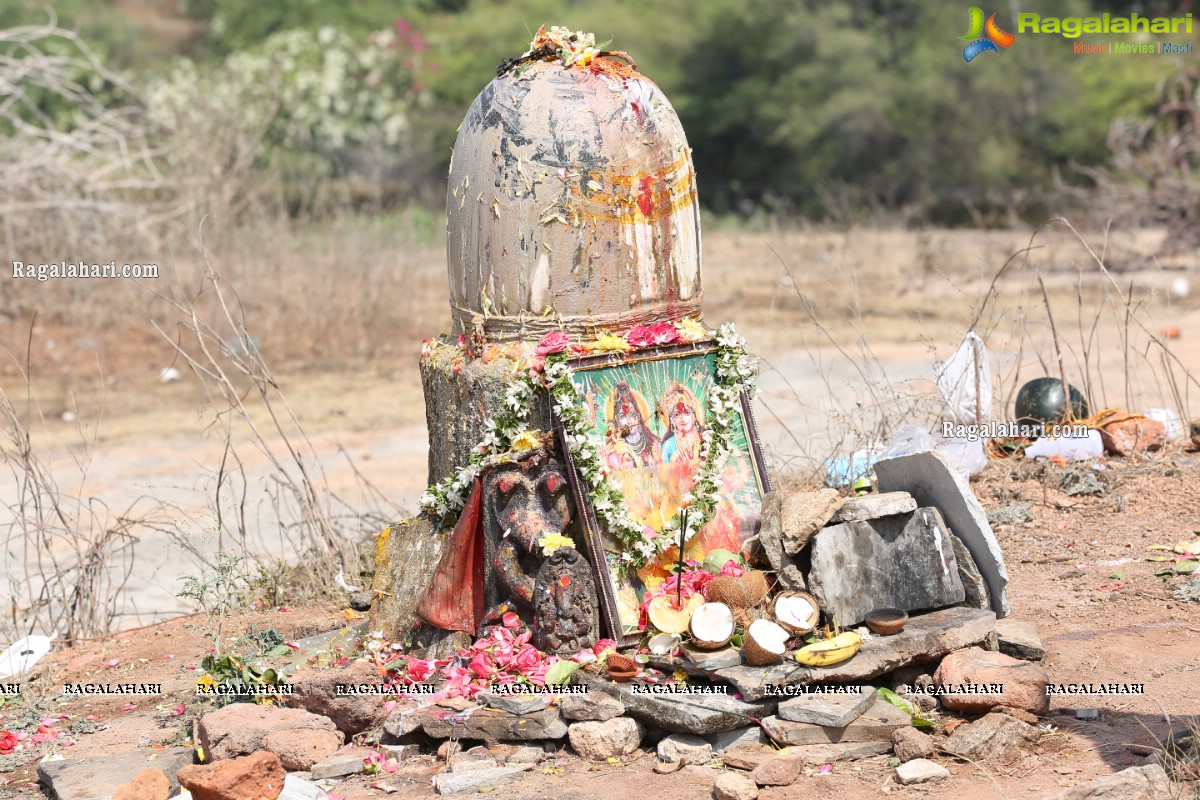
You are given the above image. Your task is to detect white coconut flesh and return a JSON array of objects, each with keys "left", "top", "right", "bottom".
[
  {"left": 747, "top": 619, "right": 789, "bottom": 654},
  {"left": 648, "top": 632, "right": 683, "bottom": 655},
  {"left": 775, "top": 596, "right": 817, "bottom": 629},
  {"left": 689, "top": 603, "right": 735, "bottom": 643}
]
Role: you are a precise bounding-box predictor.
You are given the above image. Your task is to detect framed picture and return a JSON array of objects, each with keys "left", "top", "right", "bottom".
[{"left": 553, "top": 340, "right": 772, "bottom": 646}]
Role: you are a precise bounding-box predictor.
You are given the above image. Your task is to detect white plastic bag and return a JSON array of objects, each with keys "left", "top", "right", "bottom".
[
  {"left": 1025, "top": 430, "right": 1103, "bottom": 461},
  {"left": 0, "top": 631, "right": 57, "bottom": 678},
  {"left": 937, "top": 332, "right": 992, "bottom": 425},
  {"left": 1142, "top": 408, "right": 1186, "bottom": 442}
]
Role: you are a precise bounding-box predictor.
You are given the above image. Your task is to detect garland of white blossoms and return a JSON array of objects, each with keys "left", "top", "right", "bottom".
[{"left": 419, "top": 322, "right": 758, "bottom": 575}]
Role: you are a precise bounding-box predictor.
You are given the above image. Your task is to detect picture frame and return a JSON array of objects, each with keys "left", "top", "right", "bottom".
[{"left": 553, "top": 340, "right": 772, "bottom": 646}]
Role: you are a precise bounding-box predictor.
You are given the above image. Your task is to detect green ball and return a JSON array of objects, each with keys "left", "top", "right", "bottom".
[{"left": 1014, "top": 378, "right": 1089, "bottom": 426}]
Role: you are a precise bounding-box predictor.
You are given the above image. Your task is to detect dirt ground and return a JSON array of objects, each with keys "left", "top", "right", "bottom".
[
  {"left": 1, "top": 453, "right": 1198, "bottom": 799},
  {"left": 1, "top": 225, "right": 1199, "bottom": 797}
]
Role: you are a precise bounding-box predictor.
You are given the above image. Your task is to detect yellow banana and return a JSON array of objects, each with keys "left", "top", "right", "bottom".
[{"left": 794, "top": 631, "right": 862, "bottom": 667}]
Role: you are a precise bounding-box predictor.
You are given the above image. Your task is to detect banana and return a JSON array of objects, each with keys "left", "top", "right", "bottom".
[{"left": 793, "top": 631, "right": 862, "bottom": 667}]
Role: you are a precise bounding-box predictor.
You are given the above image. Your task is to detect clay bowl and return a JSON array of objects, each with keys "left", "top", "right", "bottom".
[
  {"left": 606, "top": 653, "right": 639, "bottom": 682},
  {"left": 864, "top": 608, "right": 909, "bottom": 636}
]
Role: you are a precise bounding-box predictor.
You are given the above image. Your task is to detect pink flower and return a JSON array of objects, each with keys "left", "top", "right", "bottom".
[
  {"left": 719, "top": 559, "right": 746, "bottom": 577},
  {"left": 818, "top": 764, "right": 835, "bottom": 775},
  {"left": 103, "top": 658, "right": 120, "bottom": 668},
  {"left": 467, "top": 652, "right": 493, "bottom": 679},
  {"left": 404, "top": 657, "right": 436, "bottom": 683},
  {"left": 625, "top": 322, "right": 679, "bottom": 348},
  {"left": 592, "top": 639, "right": 617, "bottom": 656},
  {"left": 501, "top": 612, "right": 521, "bottom": 630},
  {"left": 170, "top": 704, "right": 186, "bottom": 716},
  {"left": 514, "top": 645, "right": 542, "bottom": 676},
  {"left": 526, "top": 354, "right": 546, "bottom": 375},
  {"left": 535, "top": 330, "right": 570, "bottom": 355}
]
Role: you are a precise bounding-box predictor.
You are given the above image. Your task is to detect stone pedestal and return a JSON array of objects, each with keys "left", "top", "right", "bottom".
[{"left": 419, "top": 342, "right": 551, "bottom": 486}]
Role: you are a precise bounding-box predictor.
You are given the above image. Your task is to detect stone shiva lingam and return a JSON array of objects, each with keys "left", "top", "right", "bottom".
[{"left": 369, "top": 26, "right": 750, "bottom": 658}]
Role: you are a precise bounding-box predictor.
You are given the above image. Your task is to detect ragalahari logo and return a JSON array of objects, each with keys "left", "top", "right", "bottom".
[{"left": 961, "top": 7, "right": 1016, "bottom": 62}]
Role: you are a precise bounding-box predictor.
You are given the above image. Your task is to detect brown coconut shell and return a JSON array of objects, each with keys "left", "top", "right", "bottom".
[
  {"left": 705, "top": 571, "right": 770, "bottom": 610},
  {"left": 741, "top": 627, "right": 784, "bottom": 666},
  {"left": 770, "top": 591, "right": 821, "bottom": 635}
]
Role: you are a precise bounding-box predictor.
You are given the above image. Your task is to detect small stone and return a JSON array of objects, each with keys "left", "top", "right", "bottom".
[
  {"left": 780, "top": 489, "right": 843, "bottom": 555},
  {"left": 112, "top": 768, "right": 169, "bottom": 800},
  {"left": 449, "top": 758, "right": 500, "bottom": 773},
  {"left": 480, "top": 691, "right": 548, "bottom": 715},
  {"left": 284, "top": 660, "right": 391, "bottom": 735},
  {"left": 944, "top": 713, "right": 1040, "bottom": 762},
  {"left": 721, "top": 743, "right": 775, "bottom": 771},
  {"left": 750, "top": 753, "right": 805, "bottom": 787},
  {"left": 1039, "top": 764, "right": 1172, "bottom": 800},
  {"left": 713, "top": 771, "right": 759, "bottom": 800},
  {"left": 437, "top": 741, "right": 462, "bottom": 761},
  {"left": 894, "top": 758, "right": 949, "bottom": 785},
  {"left": 383, "top": 703, "right": 422, "bottom": 738},
  {"left": 198, "top": 704, "right": 339, "bottom": 761},
  {"left": 833, "top": 492, "right": 917, "bottom": 522},
  {"left": 934, "top": 646, "right": 1049, "bottom": 715},
  {"left": 995, "top": 618, "right": 1047, "bottom": 661},
  {"left": 654, "top": 760, "right": 684, "bottom": 774},
  {"left": 503, "top": 746, "right": 544, "bottom": 765},
  {"left": 177, "top": 751, "right": 286, "bottom": 800},
  {"left": 560, "top": 691, "right": 626, "bottom": 721},
  {"left": 348, "top": 591, "right": 373, "bottom": 611},
  {"left": 263, "top": 728, "right": 343, "bottom": 771},
  {"left": 995, "top": 706, "right": 1039, "bottom": 726},
  {"left": 1100, "top": 417, "right": 1167, "bottom": 456},
  {"left": 706, "top": 726, "right": 767, "bottom": 754},
  {"left": 777, "top": 685, "right": 875, "bottom": 727},
  {"left": 657, "top": 733, "right": 713, "bottom": 765},
  {"left": 309, "top": 748, "right": 373, "bottom": 779},
  {"left": 433, "top": 766, "right": 527, "bottom": 795},
  {"left": 892, "top": 726, "right": 934, "bottom": 762},
  {"left": 567, "top": 718, "right": 643, "bottom": 761},
  {"left": 1075, "top": 708, "right": 1100, "bottom": 720}
]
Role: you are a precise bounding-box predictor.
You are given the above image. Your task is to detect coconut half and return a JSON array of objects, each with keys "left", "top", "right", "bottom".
[
  {"left": 771, "top": 591, "right": 820, "bottom": 635},
  {"left": 688, "top": 602, "right": 735, "bottom": 650},
  {"left": 648, "top": 632, "right": 683, "bottom": 656},
  {"left": 742, "top": 618, "right": 789, "bottom": 665},
  {"left": 647, "top": 594, "right": 705, "bottom": 635}
]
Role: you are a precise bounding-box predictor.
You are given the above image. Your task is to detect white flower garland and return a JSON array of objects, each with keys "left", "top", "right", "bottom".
[{"left": 420, "top": 323, "right": 758, "bottom": 576}]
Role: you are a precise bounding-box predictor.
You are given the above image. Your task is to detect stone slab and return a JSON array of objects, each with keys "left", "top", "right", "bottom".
[
  {"left": 707, "top": 726, "right": 768, "bottom": 754},
  {"left": 757, "top": 491, "right": 806, "bottom": 591},
  {"left": 777, "top": 685, "right": 875, "bottom": 727},
  {"left": 950, "top": 532, "right": 991, "bottom": 611},
  {"left": 309, "top": 748, "right": 373, "bottom": 779},
  {"left": 433, "top": 766, "right": 528, "bottom": 795},
  {"left": 895, "top": 758, "right": 949, "bottom": 784},
  {"left": 368, "top": 515, "right": 450, "bottom": 642},
  {"left": 762, "top": 696, "right": 911, "bottom": 746},
  {"left": 479, "top": 691, "right": 548, "bottom": 715},
  {"left": 791, "top": 741, "right": 892, "bottom": 762},
  {"left": 995, "top": 618, "right": 1046, "bottom": 661},
  {"left": 808, "top": 507, "right": 965, "bottom": 627},
  {"left": 833, "top": 492, "right": 917, "bottom": 523},
  {"left": 651, "top": 606, "right": 996, "bottom": 701},
  {"left": 1040, "top": 764, "right": 1172, "bottom": 800},
  {"left": 681, "top": 646, "right": 743, "bottom": 670},
  {"left": 416, "top": 705, "right": 566, "bottom": 741},
  {"left": 37, "top": 748, "right": 195, "bottom": 800},
  {"left": 576, "top": 674, "right": 777, "bottom": 734},
  {"left": 875, "top": 451, "right": 1010, "bottom": 616}
]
